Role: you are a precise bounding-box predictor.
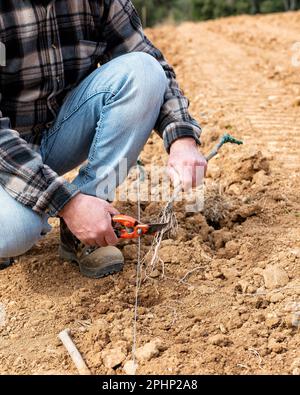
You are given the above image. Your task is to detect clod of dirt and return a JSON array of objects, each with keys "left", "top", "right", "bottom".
[
  {"left": 123, "top": 360, "right": 138, "bottom": 375},
  {"left": 221, "top": 267, "right": 240, "bottom": 281},
  {"left": 149, "top": 269, "right": 161, "bottom": 278},
  {"left": 252, "top": 170, "right": 271, "bottom": 187},
  {"left": 268, "top": 338, "right": 287, "bottom": 354},
  {"left": 227, "top": 183, "right": 243, "bottom": 196},
  {"left": 101, "top": 347, "right": 127, "bottom": 369},
  {"left": 89, "top": 319, "right": 110, "bottom": 344},
  {"left": 265, "top": 316, "right": 281, "bottom": 329},
  {"left": 262, "top": 265, "right": 289, "bottom": 290},
  {"left": 209, "top": 334, "right": 232, "bottom": 347},
  {"left": 218, "top": 240, "right": 240, "bottom": 259},
  {"left": 267, "top": 292, "right": 285, "bottom": 303},
  {"left": 159, "top": 246, "right": 179, "bottom": 263},
  {"left": 231, "top": 204, "right": 261, "bottom": 223},
  {"left": 135, "top": 338, "right": 163, "bottom": 361},
  {"left": 231, "top": 151, "right": 270, "bottom": 183},
  {"left": 122, "top": 245, "right": 138, "bottom": 260},
  {"left": 212, "top": 229, "right": 233, "bottom": 249},
  {"left": 223, "top": 149, "right": 270, "bottom": 189},
  {"left": 186, "top": 214, "right": 211, "bottom": 241}
]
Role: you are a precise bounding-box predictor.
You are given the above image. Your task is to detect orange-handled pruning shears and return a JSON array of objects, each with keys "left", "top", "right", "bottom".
[{"left": 112, "top": 215, "right": 167, "bottom": 240}]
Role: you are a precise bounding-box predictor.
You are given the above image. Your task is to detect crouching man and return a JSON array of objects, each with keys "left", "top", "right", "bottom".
[{"left": 0, "top": 0, "right": 206, "bottom": 277}]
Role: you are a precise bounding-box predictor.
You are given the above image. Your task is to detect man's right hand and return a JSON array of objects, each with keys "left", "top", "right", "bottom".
[{"left": 59, "top": 193, "right": 119, "bottom": 247}]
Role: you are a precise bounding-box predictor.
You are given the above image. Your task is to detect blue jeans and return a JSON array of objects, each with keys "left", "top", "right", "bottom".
[{"left": 0, "top": 52, "right": 168, "bottom": 258}]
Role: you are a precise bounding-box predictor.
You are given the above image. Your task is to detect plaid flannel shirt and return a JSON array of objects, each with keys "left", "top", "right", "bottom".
[{"left": 0, "top": 0, "right": 201, "bottom": 217}]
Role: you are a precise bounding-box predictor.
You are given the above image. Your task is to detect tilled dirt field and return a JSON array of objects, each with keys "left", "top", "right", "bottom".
[{"left": 0, "top": 12, "right": 299, "bottom": 375}]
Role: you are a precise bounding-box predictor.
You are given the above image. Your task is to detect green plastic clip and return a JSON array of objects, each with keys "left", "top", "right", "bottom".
[{"left": 206, "top": 133, "right": 244, "bottom": 162}]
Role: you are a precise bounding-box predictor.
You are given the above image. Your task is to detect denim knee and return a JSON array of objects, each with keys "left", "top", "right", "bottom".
[
  {"left": 0, "top": 221, "right": 42, "bottom": 258},
  {"left": 122, "top": 52, "right": 168, "bottom": 100},
  {"left": 0, "top": 207, "right": 49, "bottom": 258}
]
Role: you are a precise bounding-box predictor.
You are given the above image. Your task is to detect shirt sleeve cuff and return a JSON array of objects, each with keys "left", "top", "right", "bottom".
[
  {"left": 46, "top": 180, "right": 80, "bottom": 217},
  {"left": 163, "top": 122, "right": 202, "bottom": 153}
]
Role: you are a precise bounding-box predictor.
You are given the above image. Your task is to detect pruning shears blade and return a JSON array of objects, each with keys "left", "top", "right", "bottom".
[
  {"left": 112, "top": 214, "right": 167, "bottom": 239},
  {"left": 146, "top": 223, "right": 168, "bottom": 235}
]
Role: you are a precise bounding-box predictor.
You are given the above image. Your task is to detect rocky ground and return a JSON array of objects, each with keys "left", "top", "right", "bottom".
[{"left": 0, "top": 12, "right": 299, "bottom": 375}]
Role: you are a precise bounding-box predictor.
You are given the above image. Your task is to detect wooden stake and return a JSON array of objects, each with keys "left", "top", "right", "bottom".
[{"left": 58, "top": 328, "right": 91, "bottom": 375}]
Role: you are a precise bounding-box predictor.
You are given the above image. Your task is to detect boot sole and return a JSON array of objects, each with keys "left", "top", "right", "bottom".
[{"left": 58, "top": 246, "right": 124, "bottom": 279}]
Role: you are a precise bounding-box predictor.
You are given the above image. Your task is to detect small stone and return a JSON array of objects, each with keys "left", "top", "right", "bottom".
[
  {"left": 291, "top": 358, "right": 300, "bottom": 369},
  {"left": 101, "top": 347, "right": 126, "bottom": 369},
  {"left": 240, "top": 313, "right": 250, "bottom": 322},
  {"left": 262, "top": 265, "right": 289, "bottom": 290},
  {"left": 283, "top": 314, "right": 295, "bottom": 328},
  {"left": 268, "top": 95, "right": 277, "bottom": 101},
  {"left": 224, "top": 240, "right": 240, "bottom": 258},
  {"left": 252, "top": 170, "right": 270, "bottom": 187},
  {"left": 291, "top": 312, "right": 300, "bottom": 328},
  {"left": 228, "top": 183, "right": 242, "bottom": 195},
  {"left": 253, "top": 313, "right": 265, "bottom": 323},
  {"left": 209, "top": 334, "right": 232, "bottom": 347},
  {"left": 221, "top": 267, "right": 239, "bottom": 280},
  {"left": 227, "top": 316, "right": 243, "bottom": 330},
  {"left": 265, "top": 317, "right": 281, "bottom": 329},
  {"left": 149, "top": 269, "right": 160, "bottom": 279},
  {"left": 123, "top": 360, "right": 138, "bottom": 375},
  {"left": 290, "top": 248, "right": 300, "bottom": 258},
  {"left": 97, "top": 304, "right": 110, "bottom": 315},
  {"left": 204, "top": 272, "right": 214, "bottom": 281},
  {"left": 247, "top": 285, "right": 257, "bottom": 294},
  {"left": 219, "top": 324, "right": 228, "bottom": 334},
  {"left": 135, "top": 338, "right": 163, "bottom": 361},
  {"left": 268, "top": 292, "right": 284, "bottom": 303},
  {"left": 293, "top": 368, "right": 300, "bottom": 375},
  {"left": 256, "top": 287, "right": 266, "bottom": 295},
  {"left": 236, "top": 280, "right": 249, "bottom": 293},
  {"left": 213, "top": 270, "right": 224, "bottom": 279},
  {"left": 190, "top": 324, "right": 201, "bottom": 337}
]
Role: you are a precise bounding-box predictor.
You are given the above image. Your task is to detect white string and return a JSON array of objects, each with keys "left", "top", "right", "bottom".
[
  {"left": 132, "top": 162, "right": 142, "bottom": 369},
  {"left": 131, "top": 167, "right": 179, "bottom": 368}
]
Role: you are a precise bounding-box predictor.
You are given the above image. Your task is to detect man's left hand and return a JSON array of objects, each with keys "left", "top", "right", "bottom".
[{"left": 168, "top": 137, "right": 207, "bottom": 191}]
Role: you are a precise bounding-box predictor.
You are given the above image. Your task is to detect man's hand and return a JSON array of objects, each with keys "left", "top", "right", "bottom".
[
  {"left": 168, "top": 138, "right": 207, "bottom": 191},
  {"left": 59, "top": 194, "right": 119, "bottom": 247}
]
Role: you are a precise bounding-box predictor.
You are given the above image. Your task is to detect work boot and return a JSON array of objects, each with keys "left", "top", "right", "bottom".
[
  {"left": 59, "top": 219, "right": 124, "bottom": 279},
  {"left": 0, "top": 258, "right": 14, "bottom": 271}
]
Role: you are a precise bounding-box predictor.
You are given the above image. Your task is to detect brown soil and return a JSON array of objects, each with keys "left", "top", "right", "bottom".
[{"left": 0, "top": 12, "right": 300, "bottom": 375}]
